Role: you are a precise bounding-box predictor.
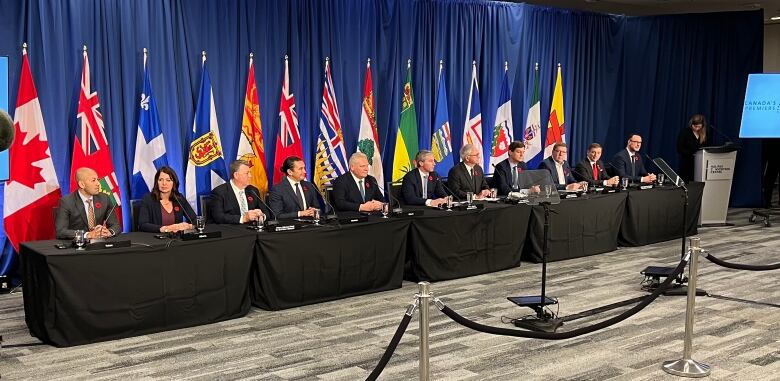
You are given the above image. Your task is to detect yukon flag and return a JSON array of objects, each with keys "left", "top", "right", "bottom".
[
  {"left": 4, "top": 44, "right": 62, "bottom": 251},
  {"left": 543, "top": 63, "right": 566, "bottom": 158},
  {"left": 185, "top": 52, "right": 228, "bottom": 213},
  {"left": 314, "top": 58, "right": 348, "bottom": 192},
  {"left": 237, "top": 53, "right": 269, "bottom": 196},
  {"left": 431, "top": 61, "right": 454, "bottom": 176},
  {"left": 356, "top": 58, "right": 384, "bottom": 193},
  {"left": 391, "top": 60, "right": 419, "bottom": 182},
  {"left": 463, "top": 61, "right": 483, "bottom": 162},
  {"left": 524, "top": 63, "right": 542, "bottom": 164},
  {"left": 131, "top": 49, "right": 167, "bottom": 199},
  {"left": 489, "top": 62, "right": 514, "bottom": 174},
  {"left": 273, "top": 55, "right": 304, "bottom": 183},
  {"left": 69, "top": 45, "right": 122, "bottom": 223}
]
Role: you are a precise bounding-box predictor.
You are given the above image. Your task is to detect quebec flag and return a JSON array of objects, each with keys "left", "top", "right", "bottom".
[
  {"left": 131, "top": 54, "right": 168, "bottom": 199},
  {"left": 185, "top": 54, "right": 228, "bottom": 213}
]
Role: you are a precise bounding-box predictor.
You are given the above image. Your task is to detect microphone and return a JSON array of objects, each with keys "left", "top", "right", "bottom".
[
  {"left": 319, "top": 191, "right": 338, "bottom": 221},
  {"left": 172, "top": 191, "right": 197, "bottom": 224},
  {"left": 245, "top": 188, "right": 278, "bottom": 226},
  {"left": 440, "top": 180, "right": 462, "bottom": 202},
  {"left": 708, "top": 124, "right": 734, "bottom": 146},
  {"left": 386, "top": 183, "right": 403, "bottom": 213},
  {"left": 100, "top": 199, "right": 118, "bottom": 235}
]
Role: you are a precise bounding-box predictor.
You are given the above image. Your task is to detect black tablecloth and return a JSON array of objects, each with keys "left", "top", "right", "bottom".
[
  {"left": 524, "top": 192, "right": 627, "bottom": 263},
  {"left": 21, "top": 226, "right": 256, "bottom": 347},
  {"left": 406, "top": 203, "right": 531, "bottom": 281},
  {"left": 619, "top": 182, "right": 704, "bottom": 246},
  {"left": 251, "top": 217, "right": 409, "bottom": 310}
]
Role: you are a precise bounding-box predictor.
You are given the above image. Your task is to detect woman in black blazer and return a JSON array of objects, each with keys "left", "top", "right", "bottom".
[
  {"left": 677, "top": 114, "right": 708, "bottom": 182},
  {"left": 137, "top": 166, "right": 196, "bottom": 233}
]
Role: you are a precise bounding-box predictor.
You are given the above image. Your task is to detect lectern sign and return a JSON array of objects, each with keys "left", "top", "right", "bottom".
[{"left": 706, "top": 159, "right": 734, "bottom": 181}]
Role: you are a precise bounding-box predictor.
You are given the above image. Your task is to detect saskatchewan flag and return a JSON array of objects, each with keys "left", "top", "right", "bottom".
[{"left": 392, "top": 62, "right": 419, "bottom": 182}]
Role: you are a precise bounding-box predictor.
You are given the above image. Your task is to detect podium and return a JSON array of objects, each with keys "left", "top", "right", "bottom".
[{"left": 694, "top": 144, "right": 739, "bottom": 225}]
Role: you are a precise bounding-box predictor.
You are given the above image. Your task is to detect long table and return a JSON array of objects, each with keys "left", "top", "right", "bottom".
[
  {"left": 618, "top": 182, "right": 704, "bottom": 246},
  {"left": 22, "top": 226, "right": 256, "bottom": 347}
]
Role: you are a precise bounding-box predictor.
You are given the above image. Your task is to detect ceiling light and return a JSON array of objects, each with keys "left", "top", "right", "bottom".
[{"left": 772, "top": 16, "right": 780, "bottom": 20}]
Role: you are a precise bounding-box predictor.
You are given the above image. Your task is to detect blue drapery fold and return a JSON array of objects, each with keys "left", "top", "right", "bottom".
[{"left": 0, "top": 0, "right": 763, "bottom": 279}]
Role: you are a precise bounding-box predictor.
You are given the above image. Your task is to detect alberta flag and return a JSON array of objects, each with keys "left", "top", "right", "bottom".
[
  {"left": 524, "top": 63, "right": 542, "bottom": 165},
  {"left": 463, "top": 61, "right": 483, "bottom": 163},
  {"left": 488, "top": 64, "right": 513, "bottom": 174},
  {"left": 185, "top": 54, "right": 227, "bottom": 213},
  {"left": 431, "top": 64, "right": 453, "bottom": 176},
  {"left": 131, "top": 51, "right": 167, "bottom": 199},
  {"left": 314, "top": 59, "right": 348, "bottom": 193}
]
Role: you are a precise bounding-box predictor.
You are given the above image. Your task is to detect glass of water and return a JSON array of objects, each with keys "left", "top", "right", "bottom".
[
  {"left": 490, "top": 188, "right": 498, "bottom": 198},
  {"left": 381, "top": 202, "right": 389, "bottom": 218},
  {"left": 446, "top": 195, "right": 453, "bottom": 211},
  {"left": 195, "top": 216, "right": 205, "bottom": 233},
  {"left": 621, "top": 177, "right": 629, "bottom": 190},
  {"left": 544, "top": 184, "right": 553, "bottom": 197},
  {"left": 74, "top": 230, "right": 86, "bottom": 250},
  {"left": 466, "top": 192, "right": 474, "bottom": 205},
  {"left": 313, "top": 208, "right": 320, "bottom": 225},
  {"left": 657, "top": 173, "right": 665, "bottom": 185}
]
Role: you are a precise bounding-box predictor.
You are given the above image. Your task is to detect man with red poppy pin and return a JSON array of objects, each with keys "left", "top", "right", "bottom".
[
  {"left": 538, "top": 142, "right": 586, "bottom": 191},
  {"left": 209, "top": 160, "right": 269, "bottom": 224},
  {"left": 401, "top": 150, "right": 448, "bottom": 206},
  {"left": 55, "top": 167, "right": 121, "bottom": 239},
  {"left": 492, "top": 141, "right": 530, "bottom": 195},
  {"left": 268, "top": 156, "right": 324, "bottom": 218},
  {"left": 331, "top": 152, "right": 384, "bottom": 213}
]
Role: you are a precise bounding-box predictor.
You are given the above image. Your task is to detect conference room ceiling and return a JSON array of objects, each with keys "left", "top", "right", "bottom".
[{"left": 516, "top": 0, "right": 780, "bottom": 23}]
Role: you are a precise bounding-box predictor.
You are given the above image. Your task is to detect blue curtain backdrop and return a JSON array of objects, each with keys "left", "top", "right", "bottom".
[{"left": 0, "top": 0, "right": 763, "bottom": 280}]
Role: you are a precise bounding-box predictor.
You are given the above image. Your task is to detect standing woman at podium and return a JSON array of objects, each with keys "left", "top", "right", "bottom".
[{"left": 677, "top": 114, "right": 708, "bottom": 182}]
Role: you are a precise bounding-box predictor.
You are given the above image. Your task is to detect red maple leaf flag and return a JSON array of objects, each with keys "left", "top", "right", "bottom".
[
  {"left": 69, "top": 46, "right": 122, "bottom": 223},
  {"left": 3, "top": 46, "right": 62, "bottom": 251}
]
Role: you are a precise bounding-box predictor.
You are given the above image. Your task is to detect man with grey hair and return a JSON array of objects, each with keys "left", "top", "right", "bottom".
[
  {"left": 401, "top": 150, "right": 448, "bottom": 206},
  {"left": 209, "top": 159, "right": 269, "bottom": 224},
  {"left": 331, "top": 152, "right": 385, "bottom": 212},
  {"left": 447, "top": 143, "right": 491, "bottom": 199}
]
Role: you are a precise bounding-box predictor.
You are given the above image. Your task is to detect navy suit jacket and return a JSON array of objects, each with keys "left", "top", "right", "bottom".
[
  {"left": 55, "top": 191, "right": 121, "bottom": 239},
  {"left": 538, "top": 157, "right": 577, "bottom": 189},
  {"left": 446, "top": 162, "right": 489, "bottom": 199},
  {"left": 492, "top": 159, "right": 528, "bottom": 195},
  {"left": 208, "top": 182, "right": 270, "bottom": 224},
  {"left": 268, "top": 178, "right": 323, "bottom": 219},
  {"left": 137, "top": 192, "right": 197, "bottom": 232},
  {"left": 573, "top": 159, "right": 611, "bottom": 185},
  {"left": 331, "top": 173, "right": 384, "bottom": 212},
  {"left": 401, "top": 168, "right": 448, "bottom": 206},
  {"left": 611, "top": 149, "right": 648, "bottom": 183}
]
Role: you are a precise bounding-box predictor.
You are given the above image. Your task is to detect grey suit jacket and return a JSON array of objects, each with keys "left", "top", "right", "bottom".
[{"left": 55, "top": 191, "right": 121, "bottom": 239}]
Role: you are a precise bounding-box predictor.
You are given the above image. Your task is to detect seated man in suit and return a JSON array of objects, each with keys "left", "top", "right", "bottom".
[
  {"left": 538, "top": 142, "right": 585, "bottom": 191},
  {"left": 209, "top": 160, "right": 269, "bottom": 224},
  {"left": 268, "top": 156, "right": 323, "bottom": 218},
  {"left": 55, "top": 167, "right": 121, "bottom": 239},
  {"left": 401, "top": 150, "right": 448, "bottom": 207},
  {"left": 573, "top": 143, "right": 619, "bottom": 187},
  {"left": 611, "top": 134, "right": 656, "bottom": 184},
  {"left": 493, "top": 141, "right": 530, "bottom": 195},
  {"left": 331, "top": 152, "right": 384, "bottom": 212},
  {"left": 447, "top": 144, "right": 491, "bottom": 200}
]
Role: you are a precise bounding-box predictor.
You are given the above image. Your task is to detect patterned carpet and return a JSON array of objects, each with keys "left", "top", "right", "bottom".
[{"left": 1, "top": 208, "right": 779, "bottom": 380}]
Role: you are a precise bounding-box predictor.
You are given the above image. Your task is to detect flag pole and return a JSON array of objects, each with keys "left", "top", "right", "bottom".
[
  {"left": 143, "top": 47, "right": 148, "bottom": 67},
  {"left": 22, "top": 42, "right": 27, "bottom": 55},
  {"left": 201, "top": 50, "right": 206, "bottom": 65},
  {"left": 83, "top": 44, "right": 87, "bottom": 58},
  {"left": 367, "top": 57, "right": 371, "bottom": 68},
  {"left": 505, "top": 61, "right": 508, "bottom": 73},
  {"left": 438, "top": 59, "right": 443, "bottom": 79},
  {"left": 249, "top": 52, "right": 253, "bottom": 67},
  {"left": 407, "top": 58, "right": 411, "bottom": 69}
]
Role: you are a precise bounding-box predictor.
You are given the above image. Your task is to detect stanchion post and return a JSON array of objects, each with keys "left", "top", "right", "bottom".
[
  {"left": 417, "top": 282, "right": 431, "bottom": 381},
  {"left": 662, "top": 237, "right": 711, "bottom": 377}
]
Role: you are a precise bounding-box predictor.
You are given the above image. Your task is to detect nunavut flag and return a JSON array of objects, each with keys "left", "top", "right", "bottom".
[
  {"left": 237, "top": 54, "right": 269, "bottom": 196},
  {"left": 543, "top": 64, "right": 566, "bottom": 158},
  {"left": 3, "top": 45, "right": 62, "bottom": 251},
  {"left": 69, "top": 46, "right": 122, "bottom": 222}
]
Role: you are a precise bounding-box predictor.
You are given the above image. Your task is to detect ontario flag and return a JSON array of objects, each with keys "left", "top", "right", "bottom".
[
  {"left": 314, "top": 58, "right": 348, "bottom": 193},
  {"left": 356, "top": 58, "right": 384, "bottom": 193},
  {"left": 488, "top": 63, "right": 514, "bottom": 174},
  {"left": 3, "top": 45, "right": 62, "bottom": 251},
  {"left": 237, "top": 54, "right": 269, "bottom": 196},
  {"left": 463, "top": 61, "right": 483, "bottom": 163},
  {"left": 543, "top": 64, "right": 566, "bottom": 158},
  {"left": 69, "top": 46, "right": 122, "bottom": 223},
  {"left": 273, "top": 55, "right": 303, "bottom": 184}
]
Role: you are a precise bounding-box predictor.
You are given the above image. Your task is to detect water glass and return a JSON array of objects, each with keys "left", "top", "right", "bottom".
[
  {"left": 313, "top": 208, "right": 321, "bottom": 224},
  {"left": 446, "top": 195, "right": 453, "bottom": 210},
  {"left": 490, "top": 188, "right": 498, "bottom": 198},
  {"left": 381, "top": 202, "right": 389, "bottom": 218},
  {"left": 466, "top": 192, "right": 474, "bottom": 205},
  {"left": 195, "top": 216, "right": 205, "bottom": 233},
  {"left": 657, "top": 173, "right": 665, "bottom": 185},
  {"left": 621, "top": 177, "right": 629, "bottom": 190},
  {"left": 544, "top": 184, "right": 553, "bottom": 197},
  {"left": 73, "top": 230, "right": 86, "bottom": 250}
]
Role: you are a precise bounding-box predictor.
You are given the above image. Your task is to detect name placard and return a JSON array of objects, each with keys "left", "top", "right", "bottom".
[{"left": 706, "top": 159, "right": 734, "bottom": 181}]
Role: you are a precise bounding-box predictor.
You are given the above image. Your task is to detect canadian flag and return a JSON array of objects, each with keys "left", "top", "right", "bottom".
[{"left": 3, "top": 47, "right": 62, "bottom": 251}]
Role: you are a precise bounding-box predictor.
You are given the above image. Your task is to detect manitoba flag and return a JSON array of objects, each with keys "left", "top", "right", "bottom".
[
  {"left": 3, "top": 46, "right": 61, "bottom": 251},
  {"left": 69, "top": 46, "right": 122, "bottom": 223}
]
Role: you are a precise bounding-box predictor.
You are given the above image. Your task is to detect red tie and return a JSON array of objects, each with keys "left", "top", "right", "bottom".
[{"left": 592, "top": 163, "right": 598, "bottom": 180}]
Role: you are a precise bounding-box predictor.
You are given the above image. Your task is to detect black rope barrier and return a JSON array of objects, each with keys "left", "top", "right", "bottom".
[
  {"left": 436, "top": 257, "right": 688, "bottom": 340},
  {"left": 365, "top": 304, "right": 415, "bottom": 381},
  {"left": 702, "top": 251, "right": 780, "bottom": 271}
]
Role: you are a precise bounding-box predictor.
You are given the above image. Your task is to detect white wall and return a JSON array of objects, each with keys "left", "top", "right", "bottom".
[{"left": 765, "top": 24, "right": 780, "bottom": 72}]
